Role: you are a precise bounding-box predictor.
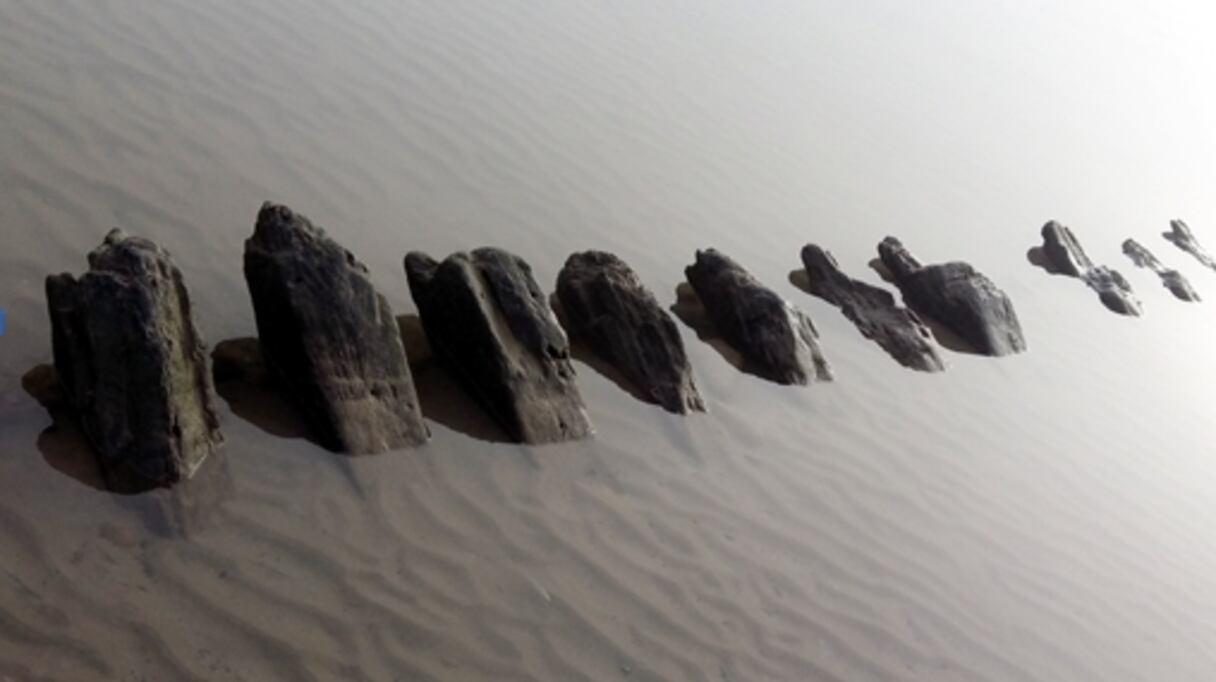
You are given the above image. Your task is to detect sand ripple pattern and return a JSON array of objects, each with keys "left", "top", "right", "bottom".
[{"left": 5, "top": 1, "right": 1216, "bottom": 680}]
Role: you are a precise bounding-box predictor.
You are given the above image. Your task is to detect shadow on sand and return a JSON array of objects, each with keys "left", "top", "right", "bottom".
[
  {"left": 1025, "top": 245, "right": 1069, "bottom": 276},
  {"left": 22, "top": 364, "right": 106, "bottom": 492},
  {"left": 213, "top": 324, "right": 513, "bottom": 447},
  {"left": 396, "top": 315, "right": 512, "bottom": 444},
  {"left": 548, "top": 294, "right": 654, "bottom": 407},
  {"left": 667, "top": 281, "right": 776, "bottom": 382},
  {"left": 21, "top": 364, "right": 235, "bottom": 533},
  {"left": 862, "top": 259, "right": 984, "bottom": 356}
]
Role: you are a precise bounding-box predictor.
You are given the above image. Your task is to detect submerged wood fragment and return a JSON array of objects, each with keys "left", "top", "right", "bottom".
[{"left": 556, "top": 250, "right": 705, "bottom": 413}]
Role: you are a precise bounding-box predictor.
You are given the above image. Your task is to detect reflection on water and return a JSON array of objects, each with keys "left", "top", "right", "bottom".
[{"left": 5, "top": 0, "right": 1216, "bottom": 679}]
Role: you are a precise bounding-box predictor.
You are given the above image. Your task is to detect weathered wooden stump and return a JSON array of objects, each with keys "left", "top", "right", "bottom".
[
  {"left": 878, "top": 237, "right": 1026, "bottom": 355},
  {"left": 405, "top": 247, "right": 592, "bottom": 444},
  {"left": 684, "top": 248, "right": 831, "bottom": 385},
  {"left": 244, "top": 202, "right": 429, "bottom": 453},
  {"left": 1164, "top": 219, "right": 1216, "bottom": 271},
  {"left": 1122, "top": 239, "right": 1199, "bottom": 302},
  {"left": 1036, "top": 221, "right": 1141, "bottom": 315},
  {"left": 46, "top": 229, "right": 223, "bottom": 492},
  {"left": 801, "top": 244, "right": 943, "bottom": 372},
  {"left": 556, "top": 250, "right": 705, "bottom": 413}
]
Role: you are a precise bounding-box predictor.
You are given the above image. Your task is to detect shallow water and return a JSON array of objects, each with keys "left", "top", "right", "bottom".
[{"left": 3, "top": 1, "right": 1216, "bottom": 679}]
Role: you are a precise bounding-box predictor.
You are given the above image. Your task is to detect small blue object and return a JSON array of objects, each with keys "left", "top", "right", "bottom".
[{"left": 0, "top": 308, "right": 5, "bottom": 336}]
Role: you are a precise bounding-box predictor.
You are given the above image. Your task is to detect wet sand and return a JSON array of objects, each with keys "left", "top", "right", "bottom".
[{"left": 4, "top": 1, "right": 1216, "bottom": 680}]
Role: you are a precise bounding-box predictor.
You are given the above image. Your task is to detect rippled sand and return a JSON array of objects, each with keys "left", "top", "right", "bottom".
[{"left": 4, "top": 1, "right": 1216, "bottom": 680}]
